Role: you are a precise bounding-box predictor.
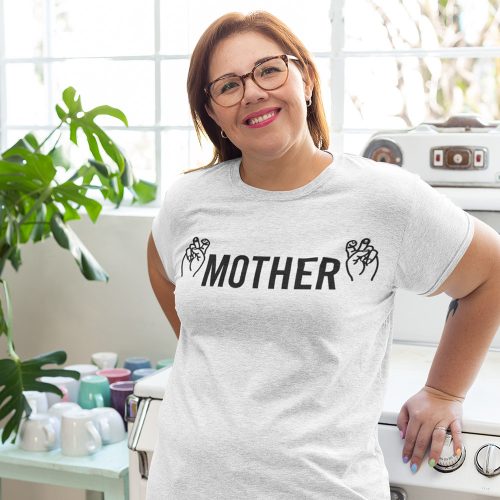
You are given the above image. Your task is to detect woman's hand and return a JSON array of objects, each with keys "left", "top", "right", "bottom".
[{"left": 397, "top": 385, "right": 464, "bottom": 473}]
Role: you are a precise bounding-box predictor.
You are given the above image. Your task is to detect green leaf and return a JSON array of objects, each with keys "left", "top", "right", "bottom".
[
  {"left": 55, "top": 104, "right": 67, "bottom": 121},
  {"left": 131, "top": 180, "right": 157, "bottom": 204},
  {"left": 86, "top": 105, "right": 128, "bottom": 127},
  {"left": 49, "top": 213, "right": 109, "bottom": 281},
  {"left": 32, "top": 204, "right": 47, "bottom": 242},
  {"left": 0, "top": 351, "right": 80, "bottom": 444},
  {"left": 1, "top": 149, "right": 56, "bottom": 185},
  {"left": 7, "top": 247, "right": 21, "bottom": 271},
  {"left": 2, "top": 137, "right": 36, "bottom": 163},
  {"left": 62, "top": 87, "right": 83, "bottom": 115},
  {"left": 54, "top": 184, "right": 102, "bottom": 223},
  {"left": 22, "top": 133, "right": 40, "bottom": 151},
  {"left": 48, "top": 144, "right": 72, "bottom": 170}
]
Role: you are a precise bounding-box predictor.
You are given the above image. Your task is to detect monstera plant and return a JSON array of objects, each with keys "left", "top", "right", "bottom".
[{"left": 0, "top": 86, "right": 156, "bottom": 443}]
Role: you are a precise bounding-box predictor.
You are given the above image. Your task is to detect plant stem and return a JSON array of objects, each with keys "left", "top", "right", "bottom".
[
  {"left": 0, "top": 279, "right": 19, "bottom": 361},
  {"left": 35, "top": 122, "right": 63, "bottom": 153},
  {"left": 18, "top": 187, "right": 53, "bottom": 226}
]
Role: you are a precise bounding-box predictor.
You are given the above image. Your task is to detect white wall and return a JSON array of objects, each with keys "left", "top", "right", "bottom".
[{"left": 3, "top": 210, "right": 499, "bottom": 499}]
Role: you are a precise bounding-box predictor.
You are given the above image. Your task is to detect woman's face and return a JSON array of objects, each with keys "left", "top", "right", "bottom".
[{"left": 205, "top": 31, "right": 314, "bottom": 161}]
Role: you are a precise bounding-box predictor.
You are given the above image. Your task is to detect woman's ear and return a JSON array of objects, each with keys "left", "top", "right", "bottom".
[
  {"left": 303, "top": 63, "right": 315, "bottom": 101},
  {"left": 205, "top": 103, "right": 219, "bottom": 127}
]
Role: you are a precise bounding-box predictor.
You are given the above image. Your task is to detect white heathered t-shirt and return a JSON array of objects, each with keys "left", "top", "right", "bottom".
[{"left": 147, "top": 152, "right": 474, "bottom": 500}]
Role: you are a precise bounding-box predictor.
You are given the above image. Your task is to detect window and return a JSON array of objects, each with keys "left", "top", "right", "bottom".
[{"left": 1, "top": 0, "right": 498, "bottom": 205}]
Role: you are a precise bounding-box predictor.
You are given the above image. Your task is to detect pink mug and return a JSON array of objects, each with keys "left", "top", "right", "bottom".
[{"left": 96, "top": 368, "right": 131, "bottom": 384}]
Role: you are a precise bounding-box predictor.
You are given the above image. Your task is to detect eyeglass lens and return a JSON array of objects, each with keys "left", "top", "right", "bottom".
[{"left": 210, "top": 56, "right": 288, "bottom": 106}]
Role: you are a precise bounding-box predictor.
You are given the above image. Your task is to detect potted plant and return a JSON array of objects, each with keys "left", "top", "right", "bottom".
[{"left": 0, "top": 86, "right": 156, "bottom": 443}]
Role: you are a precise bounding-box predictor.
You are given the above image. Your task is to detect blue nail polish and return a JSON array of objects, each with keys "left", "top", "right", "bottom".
[
  {"left": 403, "top": 456, "right": 409, "bottom": 463},
  {"left": 411, "top": 463, "right": 418, "bottom": 473}
]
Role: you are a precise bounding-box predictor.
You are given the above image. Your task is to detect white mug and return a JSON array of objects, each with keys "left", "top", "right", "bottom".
[
  {"left": 65, "top": 364, "right": 98, "bottom": 378},
  {"left": 48, "top": 402, "right": 81, "bottom": 420},
  {"left": 91, "top": 352, "right": 119, "bottom": 370},
  {"left": 19, "top": 414, "right": 58, "bottom": 452},
  {"left": 61, "top": 410, "right": 102, "bottom": 456},
  {"left": 90, "top": 407, "right": 126, "bottom": 444},
  {"left": 23, "top": 391, "right": 49, "bottom": 415},
  {"left": 39, "top": 376, "right": 80, "bottom": 405}
]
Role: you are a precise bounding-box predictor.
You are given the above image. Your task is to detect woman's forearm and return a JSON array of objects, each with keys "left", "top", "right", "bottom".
[{"left": 425, "top": 269, "right": 500, "bottom": 399}]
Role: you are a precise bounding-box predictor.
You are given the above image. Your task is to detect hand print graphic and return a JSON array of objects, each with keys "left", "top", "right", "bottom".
[
  {"left": 181, "top": 237, "right": 211, "bottom": 277},
  {"left": 345, "top": 238, "right": 379, "bottom": 281}
]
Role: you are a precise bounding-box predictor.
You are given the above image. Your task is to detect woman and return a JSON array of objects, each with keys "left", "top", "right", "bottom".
[{"left": 146, "top": 11, "right": 500, "bottom": 500}]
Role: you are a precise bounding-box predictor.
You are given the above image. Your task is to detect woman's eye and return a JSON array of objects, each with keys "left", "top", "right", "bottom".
[
  {"left": 219, "top": 80, "right": 240, "bottom": 94},
  {"left": 260, "top": 66, "right": 281, "bottom": 77}
]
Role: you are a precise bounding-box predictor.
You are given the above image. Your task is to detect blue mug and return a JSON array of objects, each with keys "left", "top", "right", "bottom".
[
  {"left": 132, "top": 368, "right": 157, "bottom": 381},
  {"left": 123, "top": 357, "right": 151, "bottom": 374}
]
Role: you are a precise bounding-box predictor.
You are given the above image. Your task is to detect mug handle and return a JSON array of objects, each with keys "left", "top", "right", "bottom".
[
  {"left": 85, "top": 421, "right": 102, "bottom": 453},
  {"left": 99, "top": 418, "right": 110, "bottom": 443},
  {"left": 43, "top": 424, "right": 56, "bottom": 448},
  {"left": 95, "top": 393, "right": 104, "bottom": 408}
]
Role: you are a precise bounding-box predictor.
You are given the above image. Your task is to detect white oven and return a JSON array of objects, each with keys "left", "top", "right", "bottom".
[{"left": 127, "top": 342, "right": 500, "bottom": 499}]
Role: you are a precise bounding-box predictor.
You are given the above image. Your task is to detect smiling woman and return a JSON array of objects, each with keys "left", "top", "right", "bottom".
[{"left": 146, "top": 9, "right": 500, "bottom": 500}]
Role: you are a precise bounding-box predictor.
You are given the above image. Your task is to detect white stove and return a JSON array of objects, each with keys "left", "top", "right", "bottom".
[{"left": 127, "top": 342, "right": 500, "bottom": 499}]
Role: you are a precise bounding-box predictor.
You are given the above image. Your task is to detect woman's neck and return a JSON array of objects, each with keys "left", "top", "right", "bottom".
[{"left": 239, "top": 142, "right": 332, "bottom": 191}]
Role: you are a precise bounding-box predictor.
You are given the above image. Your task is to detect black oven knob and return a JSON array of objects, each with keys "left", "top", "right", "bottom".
[
  {"left": 362, "top": 139, "right": 403, "bottom": 166},
  {"left": 434, "top": 432, "right": 466, "bottom": 472},
  {"left": 390, "top": 486, "right": 407, "bottom": 500},
  {"left": 475, "top": 444, "right": 500, "bottom": 477}
]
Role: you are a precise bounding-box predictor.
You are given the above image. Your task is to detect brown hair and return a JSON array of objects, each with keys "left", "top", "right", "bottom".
[{"left": 186, "top": 11, "right": 330, "bottom": 170}]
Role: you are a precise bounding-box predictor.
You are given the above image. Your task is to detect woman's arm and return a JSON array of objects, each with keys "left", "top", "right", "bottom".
[
  {"left": 398, "top": 215, "right": 500, "bottom": 472},
  {"left": 147, "top": 232, "right": 181, "bottom": 339}
]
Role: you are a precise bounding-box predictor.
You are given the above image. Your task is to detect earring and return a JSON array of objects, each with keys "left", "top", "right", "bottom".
[
  {"left": 306, "top": 98, "right": 312, "bottom": 107},
  {"left": 221, "top": 130, "right": 227, "bottom": 139}
]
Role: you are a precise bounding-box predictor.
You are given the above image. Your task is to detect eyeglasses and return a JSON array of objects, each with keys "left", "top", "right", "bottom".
[{"left": 204, "top": 54, "right": 300, "bottom": 108}]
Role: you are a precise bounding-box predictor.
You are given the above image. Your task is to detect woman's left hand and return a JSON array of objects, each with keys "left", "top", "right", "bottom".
[{"left": 397, "top": 385, "right": 464, "bottom": 473}]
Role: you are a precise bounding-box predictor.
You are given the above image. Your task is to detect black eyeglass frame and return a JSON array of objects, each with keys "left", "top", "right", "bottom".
[{"left": 204, "top": 54, "right": 301, "bottom": 107}]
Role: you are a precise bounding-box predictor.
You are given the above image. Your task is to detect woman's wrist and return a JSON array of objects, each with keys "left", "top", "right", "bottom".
[{"left": 423, "top": 384, "right": 465, "bottom": 402}]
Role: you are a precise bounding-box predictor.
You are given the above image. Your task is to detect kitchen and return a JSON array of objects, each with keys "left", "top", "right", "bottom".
[{"left": 1, "top": 1, "right": 499, "bottom": 499}]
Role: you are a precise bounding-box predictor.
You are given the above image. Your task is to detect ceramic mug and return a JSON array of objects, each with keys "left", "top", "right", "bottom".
[
  {"left": 23, "top": 391, "right": 49, "bottom": 415},
  {"left": 96, "top": 368, "right": 131, "bottom": 384},
  {"left": 61, "top": 410, "right": 102, "bottom": 456},
  {"left": 131, "top": 368, "right": 157, "bottom": 381},
  {"left": 48, "top": 402, "right": 81, "bottom": 420},
  {"left": 90, "top": 407, "right": 126, "bottom": 444},
  {"left": 65, "top": 364, "right": 98, "bottom": 378},
  {"left": 19, "top": 414, "right": 58, "bottom": 452},
  {"left": 110, "top": 381, "right": 135, "bottom": 421},
  {"left": 91, "top": 352, "right": 119, "bottom": 369},
  {"left": 123, "top": 357, "right": 151, "bottom": 374},
  {"left": 78, "top": 375, "right": 110, "bottom": 409},
  {"left": 156, "top": 358, "right": 174, "bottom": 369},
  {"left": 38, "top": 376, "right": 80, "bottom": 404}
]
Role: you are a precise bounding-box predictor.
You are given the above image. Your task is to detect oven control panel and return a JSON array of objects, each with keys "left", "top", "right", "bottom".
[
  {"left": 431, "top": 146, "right": 488, "bottom": 170},
  {"left": 378, "top": 424, "right": 500, "bottom": 498}
]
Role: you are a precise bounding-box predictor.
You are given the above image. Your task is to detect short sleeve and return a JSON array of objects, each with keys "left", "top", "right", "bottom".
[
  {"left": 151, "top": 189, "right": 177, "bottom": 285},
  {"left": 394, "top": 175, "right": 474, "bottom": 296}
]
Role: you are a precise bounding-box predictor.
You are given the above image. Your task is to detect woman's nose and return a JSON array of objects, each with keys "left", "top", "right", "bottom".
[{"left": 241, "top": 78, "right": 268, "bottom": 105}]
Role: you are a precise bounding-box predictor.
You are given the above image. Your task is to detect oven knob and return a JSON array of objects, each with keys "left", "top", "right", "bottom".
[
  {"left": 434, "top": 432, "right": 466, "bottom": 472},
  {"left": 475, "top": 444, "right": 500, "bottom": 477}
]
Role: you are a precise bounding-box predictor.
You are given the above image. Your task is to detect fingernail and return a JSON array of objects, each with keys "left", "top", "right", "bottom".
[
  {"left": 400, "top": 430, "right": 404, "bottom": 439},
  {"left": 428, "top": 458, "right": 436, "bottom": 468},
  {"left": 455, "top": 447, "right": 461, "bottom": 456},
  {"left": 403, "top": 456, "right": 409, "bottom": 463},
  {"left": 411, "top": 463, "right": 418, "bottom": 473}
]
